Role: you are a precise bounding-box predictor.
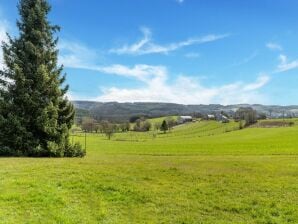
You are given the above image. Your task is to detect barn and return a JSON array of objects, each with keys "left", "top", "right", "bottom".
[{"left": 178, "top": 116, "right": 193, "bottom": 124}]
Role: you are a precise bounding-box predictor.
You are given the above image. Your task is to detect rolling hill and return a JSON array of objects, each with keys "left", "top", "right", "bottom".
[{"left": 73, "top": 101, "right": 298, "bottom": 122}]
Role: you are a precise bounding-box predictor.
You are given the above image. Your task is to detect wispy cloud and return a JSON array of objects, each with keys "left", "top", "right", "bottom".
[
  {"left": 65, "top": 60, "right": 270, "bottom": 104},
  {"left": 58, "top": 41, "right": 167, "bottom": 84},
  {"left": 230, "top": 51, "right": 258, "bottom": 67},
  {"left": 243, "top": 75, "right": 270, "bottom": 91},
  {"left": 95, "top": 67, "right": 270, "bottom": 105},
  {"left": 266, "top": 42, "right": 283, "bottom": 51},
  {"left": 58, "top": 40, "right": 269, "bottom": 104},
  {"left": 109, "top": 27, "right": 230, "bottom": 55},
  {"left": 276, "top": 54, "right": 298, "bottom": 72},
  {"left": 184, "top": 52, "right": 200, "bottom": 58},
  {"left": 58, "top": 40, "right": 99, "bottom": 69},
  {"left": 98, "top": 64, "right": 167, "bottom": 83}
]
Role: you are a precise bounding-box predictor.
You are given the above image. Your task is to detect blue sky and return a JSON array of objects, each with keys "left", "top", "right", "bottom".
[{"left": 1, "top": 0, "right": 298, "bottom": 105}]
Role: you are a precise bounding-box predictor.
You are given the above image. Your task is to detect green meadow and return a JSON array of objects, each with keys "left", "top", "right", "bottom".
[{"left": 0, "top": 120, "right": 297, "bottom": 223}]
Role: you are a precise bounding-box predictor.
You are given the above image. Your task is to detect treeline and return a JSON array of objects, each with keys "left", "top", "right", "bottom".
[
  {"left": 77, "top": 116, "right": 179, "bottom": 140},
  {"left": 80, "top": 117, "right": 130, "bottom": 133},
  {"left": 73, "top": 101, "right": 298, "bottom": 122}
]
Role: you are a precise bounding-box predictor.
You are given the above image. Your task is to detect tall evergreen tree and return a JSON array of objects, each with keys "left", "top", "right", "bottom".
[
  {"left": 160, "top": 120, "right": 168, "bottom": 134},
  {"left": 0, "top": 0, "right": 85, "bottom": 157}
]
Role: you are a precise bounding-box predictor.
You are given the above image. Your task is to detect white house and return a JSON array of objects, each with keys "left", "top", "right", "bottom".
[
  {"left": 217, "top": 114, "right": 229, "bottom": 123},
  {"left": 178, "top": 116, "right": 193, "bottom": 124},
  {"left": 207, "top": 114, "right": 215, "bottom": 120}
]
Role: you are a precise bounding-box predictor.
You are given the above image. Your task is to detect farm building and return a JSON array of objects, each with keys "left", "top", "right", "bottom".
[
  {"left": 217, "top": 114, "right": 229, "bottom": 123},
  {"left": 205, "top": 114, "right": 229, "bottom": 123},
  {"left": 207, "top": 114, "right": 216, "bottom": 120},
  {"left": 178, "top": 116, "right": 193, "bottom": 124}
]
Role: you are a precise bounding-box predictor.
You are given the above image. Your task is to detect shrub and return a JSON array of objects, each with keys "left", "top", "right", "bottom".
[{"left": 64, "top": 143, "right": 86, "bottom": 157}]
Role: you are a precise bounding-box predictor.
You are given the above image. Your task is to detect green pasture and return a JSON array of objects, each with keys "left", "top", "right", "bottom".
[{"left": 0, "top": 119, "right": 297, "bottom": 223}]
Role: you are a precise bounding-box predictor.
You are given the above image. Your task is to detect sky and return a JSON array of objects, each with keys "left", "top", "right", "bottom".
[{"left": 1, "top": 0, "right": 298, "bottom": 105}]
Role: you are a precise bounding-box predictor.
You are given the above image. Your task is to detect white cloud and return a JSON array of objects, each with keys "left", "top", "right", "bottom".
[
  {"left": 109, "top": 27, "right": 230, "bottom": 55},
  {"left": 276, "top": 54, "right": 298, "bottom": 72},
  {"left": 98, "top": 64, "right": 167, "bottom": 83},
  {"left": 243, "top": 75, "right": 270, "bottom": 91},
  {"left": 58, "top": 39, "right": 269, "bottom": 105},
  {"left": 95, "top": 73, "right": 269, "bottom": 105},
  {"left": 70, "top": 63, "right": 270, "bottom": 105},
  {"left": 266, "top": 42, "right": 282, "bottom": 51},
  {"left": 57, "top": 40, "right": 169, "bottom": 84}
]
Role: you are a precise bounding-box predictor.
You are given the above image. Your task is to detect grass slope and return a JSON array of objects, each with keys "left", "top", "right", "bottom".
[{"left": 0, "top": 120, "right": 297, "bottom": 223}]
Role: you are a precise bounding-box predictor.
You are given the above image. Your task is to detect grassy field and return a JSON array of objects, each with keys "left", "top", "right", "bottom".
[{"left": 0, "top": 120, "right": 297, "bottom": 223}]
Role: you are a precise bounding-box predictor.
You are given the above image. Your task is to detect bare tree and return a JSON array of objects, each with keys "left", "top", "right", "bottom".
[
  {"left": 81, "top": 117, "right": 96, "bottom": 132},
  {"left": 101, "top": 121, "right": 116, "bottom": 140},
  {"left": 119, "top": 122, "right": 130, "bottom": 132},
  {"left": 133, "top": 119, "right": 152, "bottom": 132},
  {"left": 166, "top": 117, "right": 176, "bottom": 131},
  {"left": 235, "top": 107, "right": 257, "bottom": 127},
  {"left": 154, "top": 122, "right": 161, "bottom": 131}
]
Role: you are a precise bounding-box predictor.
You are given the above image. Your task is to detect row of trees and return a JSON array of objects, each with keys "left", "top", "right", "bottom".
[
  {"left": 81, "top": 116, "right": 178, "bottom": 133},
  {"left": 81, "top": 117, "right": 130, "bottom": 133},
  {"left": 78, "top": 116, "right": 178, "bottom": 140},
  {"left": 133, "top": 119, "right": 151, "bottom": 132}
]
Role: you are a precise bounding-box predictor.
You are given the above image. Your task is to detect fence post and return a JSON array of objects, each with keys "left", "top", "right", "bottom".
[{"left": 85, "top": 131, "right": 87, "bottom": 151}]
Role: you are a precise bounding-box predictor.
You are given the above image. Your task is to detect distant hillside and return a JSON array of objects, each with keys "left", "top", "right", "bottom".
[{"left": 73, "top": 101, "right": 298, "bottom": 122}]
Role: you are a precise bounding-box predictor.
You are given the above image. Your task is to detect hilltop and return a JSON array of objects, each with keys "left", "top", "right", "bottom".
[{"left": 73, "top": 101, "right": 298, "bottom": 122}]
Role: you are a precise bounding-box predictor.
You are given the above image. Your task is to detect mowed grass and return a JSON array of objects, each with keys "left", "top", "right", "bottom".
[{"left": 0, "top": 120, "right": 298, "bottom": 223}]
